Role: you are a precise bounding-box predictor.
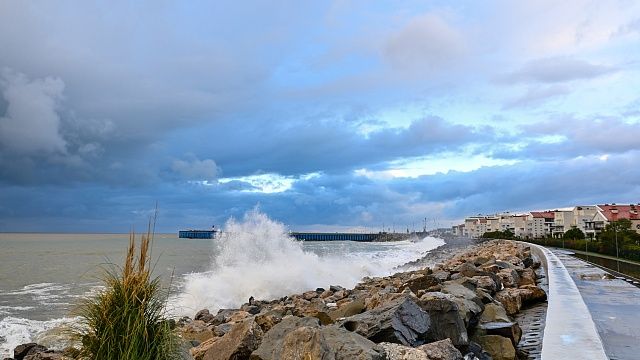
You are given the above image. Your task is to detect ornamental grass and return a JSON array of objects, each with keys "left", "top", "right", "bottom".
[{"left": 76, "top": 222, "right": 181, "bottom": 360}]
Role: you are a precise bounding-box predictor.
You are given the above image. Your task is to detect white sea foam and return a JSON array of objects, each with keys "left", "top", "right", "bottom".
[
  {"left": 5, "top": 283, "right": 71, "bottom": 302},
  {"left": 171, "top": 209, "right": 444, "bottom": 316},
  {"left": 0, "top": 282, "right": 102, "bottom": 356},
  {"left": 0, "top": 316, "right": 80, "bottom": 358},
  {"left": 0, "top": 306, "right": 35, "bottom": 316}
]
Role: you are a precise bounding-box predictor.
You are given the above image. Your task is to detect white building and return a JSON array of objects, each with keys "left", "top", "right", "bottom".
[
  {"left": 528, "top": 211, "right": 554, "bottom": 239},
  {"left": 572, "top": 206, "right": 599, "bottom": 234},
  {"left": 552, "top": 208, "right": 575, "bottom": 238}
]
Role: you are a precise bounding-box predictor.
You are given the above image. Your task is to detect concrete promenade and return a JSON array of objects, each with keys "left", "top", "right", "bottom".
[
  {"left": 528, "top": 244, "right": 608, "bottom": 359},
  {"left": 552, "top": 249, "right": 640, "bottom": 360}
]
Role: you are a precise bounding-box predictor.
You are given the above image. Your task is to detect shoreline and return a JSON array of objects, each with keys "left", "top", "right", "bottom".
[
  {"left": 176, "top": 239, "right": 546, "bottom": 360},
  {"left": 4, "top": 238, "right": 546, "bottom": 359}
]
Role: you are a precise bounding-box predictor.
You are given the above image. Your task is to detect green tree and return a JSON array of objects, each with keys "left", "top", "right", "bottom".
[
  {"left": 563, "top": 227, "right": 585, "bottom": 240},
  {"left": 597, "top": 219, "right": 639, "bottom": 255},
  {"left": 604, "top": 218, "right": 633, "bottom": 234},
  {"left": 503, "top": 229, "right": 515, "bottom": 239}
]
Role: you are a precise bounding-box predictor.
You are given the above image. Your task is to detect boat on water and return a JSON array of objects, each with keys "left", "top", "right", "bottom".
[{"left": 178, "top": 226, "right": 217, "bottom": 239}]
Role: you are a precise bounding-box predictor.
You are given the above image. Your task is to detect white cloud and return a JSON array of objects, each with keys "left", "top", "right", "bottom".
[
  {"left": 171, "top": 157, "right": 219, "bottom": 181},
  {"left": 355, "top": 153, "right": 520, "bottom": 179},
  {"left": 383, "top": 13, "right": 466, "bottom": 75},
  {"left": 0, "top": 68, "right": 67, "bottom": 155},
  {"left": 218, "top": 173, "right": 294, "bottom": 193}
]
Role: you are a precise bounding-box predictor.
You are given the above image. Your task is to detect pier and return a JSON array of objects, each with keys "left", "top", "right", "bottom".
[
  {"left": 289, "top": 231, "right": 422, "bottom": 242},
  {"left": 178, "top": 229, "right": 217, "bottom": 239}
]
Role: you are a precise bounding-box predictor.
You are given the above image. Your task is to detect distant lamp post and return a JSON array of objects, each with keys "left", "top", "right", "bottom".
[
  {"left": 612, "top": 209, "right": 620, "bottom": 273},
  {"left": 585, "top": 233, "right": 589, "bottom": 262}
]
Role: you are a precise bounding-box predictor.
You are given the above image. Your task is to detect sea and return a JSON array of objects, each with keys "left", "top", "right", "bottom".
[{"left": 0, "top": 211, "right": 445, "bottom": 357}]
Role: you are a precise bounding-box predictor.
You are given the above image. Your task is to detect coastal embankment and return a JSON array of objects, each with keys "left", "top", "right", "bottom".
[
  {"left": 176, "top": 240, "right": 546, "bottom": 360},
  {"left": 4, "top": 238, "right": 547, "bottom": 359}
]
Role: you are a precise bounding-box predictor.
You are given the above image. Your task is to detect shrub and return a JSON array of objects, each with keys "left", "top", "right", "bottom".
[
  {"left": 482, "top": 230, "right": 515, "bottom": 240},
  {"left": 76, "top": 226, "right": 181, "bottom": 360},
  {"left": 563, "top": 228, "right": 585, "bottom": 240}
]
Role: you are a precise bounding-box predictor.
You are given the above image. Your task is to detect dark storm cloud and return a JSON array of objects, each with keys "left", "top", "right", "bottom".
[
  {"left": 170, "top": 115, "right": 495, "bottom": 178},
  {"left": 492, "top": 115, "right": 640, "bottom": 160},
  {"left": 4, "top": 150, "right": 639, "bottom": 232}
]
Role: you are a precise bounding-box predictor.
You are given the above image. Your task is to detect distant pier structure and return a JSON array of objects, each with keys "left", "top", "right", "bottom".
[
  {"left": 289, "top": 231, "right": 419, "bottom": 242},
  {"left": 179, "top": 226, "right": 217, "bottom": 239}
]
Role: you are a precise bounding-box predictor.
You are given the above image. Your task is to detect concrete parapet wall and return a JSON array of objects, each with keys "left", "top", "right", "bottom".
[{"left": 524, "top": 242, "right": 607, "bottom": 359}]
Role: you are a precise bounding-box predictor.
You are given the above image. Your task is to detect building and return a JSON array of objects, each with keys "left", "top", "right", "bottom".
[
  {"left": 452, "top": 224, "right": 465, "bottom": 236},
  {"left": 584, "top": 204, "right": 640, "bottom": 237},
  {"left": 551, "top": 208, "right": 575, "bottom": 238},
  {"left": 462, "top": 215, "right": 500, "bottom": 238},
  {"left": 572, "top": 206, "right": 599, "bottom": 235},
  {"left": 456, "top": 203, "right": 640, "bottom": 240},
  {"left": 528, "top": 211, "right": 554, "bottom": 239}
]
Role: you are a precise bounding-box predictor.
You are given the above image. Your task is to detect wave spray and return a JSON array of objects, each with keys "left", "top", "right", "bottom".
[{"left": 172, "top": 209, "right": 443, "bottom": 315}]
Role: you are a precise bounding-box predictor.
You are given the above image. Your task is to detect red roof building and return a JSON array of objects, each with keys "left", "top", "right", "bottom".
[
  {"left": 530, "top": 211, "right": 555, "bottom": 220},
  {"left": 597, "top": 204, "right": 640, "bottom": 221}
]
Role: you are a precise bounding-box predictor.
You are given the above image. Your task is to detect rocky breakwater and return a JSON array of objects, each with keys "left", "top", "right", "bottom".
[
  {"left": 3, "top": 342, "right": 78, "bottom": 360},
  {"left": 179, "top": 240, "right": 546, "bottom": 360}
]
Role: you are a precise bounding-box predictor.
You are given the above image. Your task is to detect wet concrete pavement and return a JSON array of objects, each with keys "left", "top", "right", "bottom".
[
  {"left": 530, "top": 245, "right": 608, "bottom": 359},
  {"left": 552, "top": 249, "right": 640, "bottom": 360}
]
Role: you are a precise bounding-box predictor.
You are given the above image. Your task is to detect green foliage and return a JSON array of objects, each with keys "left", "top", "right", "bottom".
[
  {"left": 482, "top": 229, "right": 515, "bottom": 240},
  {"left": 597, "top": 219, "right": 640, "bottom": 253},
  {"left": 76, "top": 227, "right": 181, "bottom": 360},
  {"left": 527, "top": 220, "right": 640, "bottom": 262},
  {"left": 563, "top": 227, "right": 585, "bottom": 240},
  {"left": 604, "top": 218, "right": 632, "bottom": 233}
]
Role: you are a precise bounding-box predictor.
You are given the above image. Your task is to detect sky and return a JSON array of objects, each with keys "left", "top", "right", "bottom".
[{"left": 1, "top": 0, "right": 640, "bottom": 232}]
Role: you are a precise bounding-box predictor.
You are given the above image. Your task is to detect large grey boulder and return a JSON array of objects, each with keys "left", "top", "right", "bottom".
[
  {"left": 401, "top": 274, "right": 441, "bottom": 294},
  {"left": 195, "top": 308, "right": 215, "bottom": 323},
  {"left": 495, "top": 289, "right": 522, "bottom": 316},
  {"left": 202, "top": 318, "right": 264, "bottom": 360},
  {"left": 379, "top": 339, "right": 463, "bottom": 360},
  {"left": 475, "top": 335, "right": 516, "bottom": 360},
  {"left": 340, "top": 295, "right": 430, "bottom": 346},
  {"left": 477, "top": 322, "right": 522, "bottom": 347},
  {"left": 453, "top": 262, "right": 481, "bottom": 278},
  {"left": 417, "top": 292, "right": 468, "bottom": 346},
  {"left": 250, "top": 316, "right": 320, "bottom": 360},
  {"left": 418, "top": 339, "right": 463, "bottom": 360},
  {"left": 497, "top": 269, "right": 520, "bottom": 288},
  {"left": 328, "top": 297, "right": 366, "bottom": 321},
  {"left": 439, "top": 282, "right": 484, "bottom": 328},
  {"left": 14, "top": 343, "right": 48, "bottom": 360},
  {"left": 479, "top": 303, "right": 511, "bottom": 323},
  {"left": 379, "top": 342, "right": 431, "bottom": 360},
  {"left": 440, "top": 282, "right": 482, "bottom": 307},
  {"left": 279, "top": 325, "right": 386, "bottom": 360},
  {"left": 515, "top": 285, "right": 547, "bottom": 304}
]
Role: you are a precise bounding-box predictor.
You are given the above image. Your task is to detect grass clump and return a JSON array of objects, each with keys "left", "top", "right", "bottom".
[{"left": 76, "top": 224, "right": 181, "bottom": 360}]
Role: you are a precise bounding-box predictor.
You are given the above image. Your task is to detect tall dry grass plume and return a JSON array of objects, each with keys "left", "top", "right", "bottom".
[{"left": 75, "top": 219, "right": 181, "bottom": 360}]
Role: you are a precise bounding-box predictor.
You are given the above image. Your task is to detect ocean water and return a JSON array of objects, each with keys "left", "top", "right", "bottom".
[{"left": 0, "top": 210, "right": 444, "bottom": 357}]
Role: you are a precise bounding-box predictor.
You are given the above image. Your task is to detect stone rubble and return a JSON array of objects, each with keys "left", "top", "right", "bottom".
[{"left": 176, "top": 240, "right": 547, "bottom": 360}]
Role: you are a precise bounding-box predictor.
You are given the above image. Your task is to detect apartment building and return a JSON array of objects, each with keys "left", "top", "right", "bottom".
[
  {"left": 455, "top": 203, "right": 640, "bottom": 239},
  {"left": 528, "top": 211, "right": 554, "bottom": 238},
  {"left": 584, "top": 204, "right": 640, "bottom": 237}
]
